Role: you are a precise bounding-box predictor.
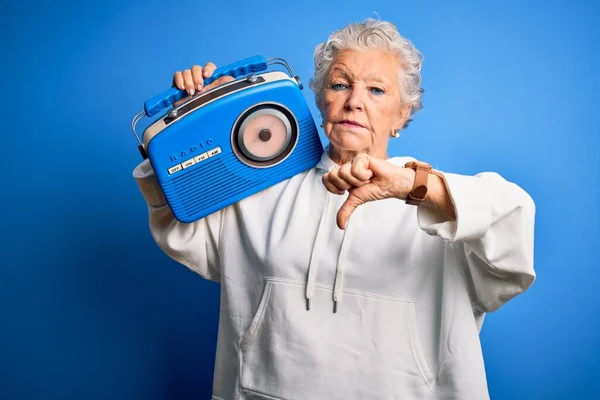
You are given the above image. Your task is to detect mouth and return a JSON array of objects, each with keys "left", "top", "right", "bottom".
[{"left": 339, "top": 120, "right": 364, "bottom": 128}]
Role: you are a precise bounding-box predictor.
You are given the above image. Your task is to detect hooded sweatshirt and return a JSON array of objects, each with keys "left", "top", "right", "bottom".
[{"left": 133, "top": 148, "right": 536, "bottom": 400}]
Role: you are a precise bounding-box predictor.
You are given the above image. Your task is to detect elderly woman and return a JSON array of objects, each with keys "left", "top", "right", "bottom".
[{"left": 133, "top": 18, "right": 535, "bottom": 400}]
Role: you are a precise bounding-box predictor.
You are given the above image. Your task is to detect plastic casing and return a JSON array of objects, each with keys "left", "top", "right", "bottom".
[{"left": 144, "top": 74, "right": 324, "bottom": 223}]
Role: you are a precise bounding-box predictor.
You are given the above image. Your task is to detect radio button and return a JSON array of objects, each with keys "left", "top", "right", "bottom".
[
  {"left": 208, "top": 147, "right": 222, "bottom": 157},
  {"left": 168, "top": 164, "right": 183, "bottom": 174},
  {"left": 194, "top": 152, "right": 209, "bottom": 162},
  {"left": 181, "top": 158, "right": 196, "bottom": 169}
]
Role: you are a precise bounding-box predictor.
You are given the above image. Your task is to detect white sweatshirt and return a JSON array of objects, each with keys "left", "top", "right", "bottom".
[{"left": 133, "top": 148, "right": 536, "bottom": 400}]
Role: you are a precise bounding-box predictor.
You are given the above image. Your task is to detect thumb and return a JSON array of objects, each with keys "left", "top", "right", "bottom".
[{"left": 337, "top": 190, "right": 364, "bottom": 230}]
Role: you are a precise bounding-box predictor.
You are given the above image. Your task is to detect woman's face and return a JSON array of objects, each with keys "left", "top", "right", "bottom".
[{"left": 320, "top": 49, "right": 410, "bottom": 158}]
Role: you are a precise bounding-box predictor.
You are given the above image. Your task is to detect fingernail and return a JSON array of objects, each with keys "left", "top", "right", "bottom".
[
  {"left": 188, "top": 88, "right": 195, "bottom": 95},
  {"left": 197, "top": 84, "right": 202, "bottom": 91}
]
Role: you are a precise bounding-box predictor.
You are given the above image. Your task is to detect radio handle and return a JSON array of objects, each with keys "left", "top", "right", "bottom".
[{"left": 143, "top": 55, "right": 268, "bottom": 117}]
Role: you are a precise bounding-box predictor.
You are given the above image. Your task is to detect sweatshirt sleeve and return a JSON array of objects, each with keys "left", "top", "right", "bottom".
[
  {"left": 133, "top": 159, "right": 222, "bottom": 282},
  {"left": 416, "top": 170, "right": 536, "bottom": 312}
]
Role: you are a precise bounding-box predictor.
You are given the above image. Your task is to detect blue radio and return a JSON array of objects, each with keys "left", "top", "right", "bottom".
[{"left": 131, "top": 55, "right": 324, "bottom": 223}]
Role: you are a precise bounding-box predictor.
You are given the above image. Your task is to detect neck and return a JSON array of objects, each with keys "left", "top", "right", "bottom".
[{"left": 328, "top": 145, "right": 388, "bottom": 165}]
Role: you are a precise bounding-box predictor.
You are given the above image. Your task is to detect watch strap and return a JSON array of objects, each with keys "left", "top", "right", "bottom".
[{"left": 404, "top": 161, "right": 432, "bottom": 205}]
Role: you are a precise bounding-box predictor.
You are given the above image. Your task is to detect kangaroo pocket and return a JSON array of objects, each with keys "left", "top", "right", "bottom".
[{"left": 239, "top": 278, "right": 434, "bottom": 400}]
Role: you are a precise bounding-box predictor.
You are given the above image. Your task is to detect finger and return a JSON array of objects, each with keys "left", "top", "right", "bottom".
[
  {"left": 191, "top": 65, "right": 204, "bottom": 91},
  {"left": 203, "top": 62, "right": 217, "bottom": 78},
  {"left": 326, "top": 168, "right": 353, "bottom": 191},
  {"left": 172, "top": 71, "right": 184, "bottom": 90},
  {"left": 182, "top": 69, "right": 195, "bottom": 95},
  {"left": 351, "top": 155, "right": 374, "bottom": 181},
  {"left": 199, "top": 75, "right": 235, "bottom": 93},
  {"left": 322, "top": 173, "right": 345, "bottom": 195},
  {"left": 338, "top": 163, "right": 370, "bottom": 187},
  {"left": 337, "top": 191, "right": 364, "bottom": 230}
]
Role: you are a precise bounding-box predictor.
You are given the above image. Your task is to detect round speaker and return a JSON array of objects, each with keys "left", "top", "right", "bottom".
[{"left": 232, "top": 103, "right": 298, "bottom": 167}]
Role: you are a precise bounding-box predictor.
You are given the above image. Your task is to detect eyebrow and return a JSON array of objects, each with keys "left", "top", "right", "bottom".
[{"left": 329, "top": 67, "right": 390, "bottom": 85}]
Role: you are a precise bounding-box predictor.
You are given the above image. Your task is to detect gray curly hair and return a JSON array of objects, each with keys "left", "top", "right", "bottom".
[{"left": 309, "top": 18, "right": 424, "bottom": 129}]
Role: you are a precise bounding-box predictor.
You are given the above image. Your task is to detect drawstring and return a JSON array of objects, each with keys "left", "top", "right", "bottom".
[
  {"left": 305, "top": 188, "right": 357, "bottom": 314},
  {"left": 305, "top": 190, "right": 332, "bottom": 311},
  {"left": 333, "top": 214, "right": 354, "bottom": 313},
  {"left": 305, "top": 148, "right": 358, "bottom": 314}
]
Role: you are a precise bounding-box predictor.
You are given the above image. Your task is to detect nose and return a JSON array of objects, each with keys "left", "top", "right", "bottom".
[{"left": 344, "top": 87, "right": 364, "bottom": 111}]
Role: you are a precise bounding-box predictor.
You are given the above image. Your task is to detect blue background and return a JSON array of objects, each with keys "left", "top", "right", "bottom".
[{"left": 2, "top": 0, "right": 598, "bottom": 398}]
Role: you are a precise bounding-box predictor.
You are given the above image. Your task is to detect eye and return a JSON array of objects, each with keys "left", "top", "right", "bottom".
[
  {"left": 330, "top": 83, "right": 348, "bottom": 91},
  {"left": 370, "top": 87, "right": 385, "bottom": 95}
]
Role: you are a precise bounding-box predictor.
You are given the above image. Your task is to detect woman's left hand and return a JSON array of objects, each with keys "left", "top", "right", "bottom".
[{"left": 322, "top": 154, "right": 416, "bottom": 230}]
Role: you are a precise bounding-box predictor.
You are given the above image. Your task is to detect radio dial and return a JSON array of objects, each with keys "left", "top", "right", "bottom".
[{"left": 232, "top": 104, "right": 297, "bottom": 167}]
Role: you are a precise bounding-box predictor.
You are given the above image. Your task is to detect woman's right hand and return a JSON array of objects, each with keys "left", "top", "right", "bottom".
[{"left": 172, "top": 62, "right": 235, "bottom": 97}]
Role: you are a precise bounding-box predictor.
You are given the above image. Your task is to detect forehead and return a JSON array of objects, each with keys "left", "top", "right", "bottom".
[{"left": 328, "top": 49, "right": 402, "bottom": 84}]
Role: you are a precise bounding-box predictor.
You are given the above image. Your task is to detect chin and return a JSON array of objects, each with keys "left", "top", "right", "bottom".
[{"left": 327, "top": 130, "right": 371, "bottom": 152}]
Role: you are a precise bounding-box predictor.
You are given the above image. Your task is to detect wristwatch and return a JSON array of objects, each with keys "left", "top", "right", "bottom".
[{"left": 404, "top": 161, "right": 433, "bottom": 206}]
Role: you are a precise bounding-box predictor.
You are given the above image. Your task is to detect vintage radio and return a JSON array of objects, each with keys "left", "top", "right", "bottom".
[{"left": 131, "top": 55, "right": 324, "bottom": 223}]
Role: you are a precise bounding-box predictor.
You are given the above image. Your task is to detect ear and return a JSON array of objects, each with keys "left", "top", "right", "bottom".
[
  {"left": 395, "top": 104, "right": 412, "bottom": 130},
  {"left": 317, "top": 95, "right": 325, "bottom": 115}
]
